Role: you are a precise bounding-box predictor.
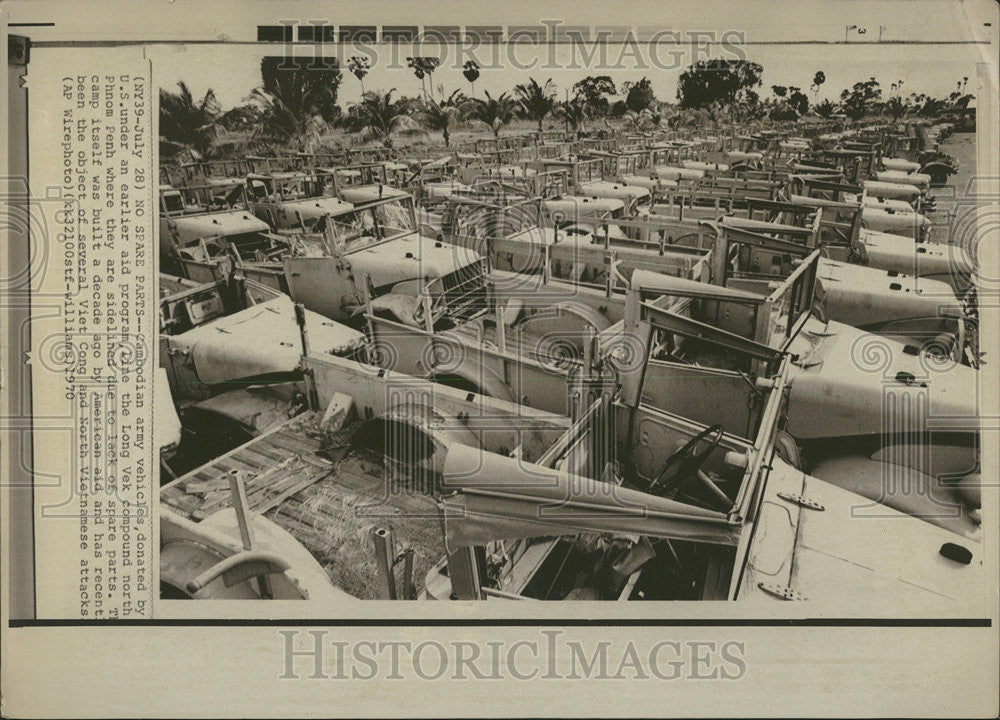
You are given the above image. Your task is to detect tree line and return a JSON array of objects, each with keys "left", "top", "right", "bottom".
[{"left": 160, "top": 56, "right": 974, "bottom": 159}]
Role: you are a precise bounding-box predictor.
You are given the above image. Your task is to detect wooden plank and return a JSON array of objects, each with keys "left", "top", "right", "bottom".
[
  {"left": 213, "top": 456, "right": 267, "bottom": 477},
  {"left": 245, "top": 467, "right": 309, "bottom": 503},
  {"left": 251, "top": 467, "right": 334, "bottom": 515},
  {"left": 161, "top": 489, "right": 202, "bottom": 518},
  {"left": 235, "top": 437, "right": 330, "bottom": 471},
  {"left": 238, "top": 444, "right": 286, "bottom": 465},
  {"left": 183, "top": 478, "right": 232, "bottom": 494},
  {"left": 237, "top": 461, "right": 302, "bottom": 497},
  {"left": 233, "top": 452, "right": 268, "bottom": 471},
  {"left": 282, "top": 451, "right": 331, "bottom": 471},
  {"left": 191, "top": 453, "right": 318, "bottom": 520},
  {"left": 249, "top": 453, "right": 309, "bottom": 484},
  {"left": 270, "top": 430, "right": 325, "bottom": 456},
  {"left": 164, "top": 413, "right": 313, "bottom": 490}
]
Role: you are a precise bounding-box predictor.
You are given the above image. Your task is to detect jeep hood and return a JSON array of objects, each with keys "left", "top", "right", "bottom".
[
  {"left": 544, "top": 196, "right": 625, "bottom": 220},
  {"left": 682, "top": 159, "right": 729, "bottom": 172},
  {"left": 620, "top": 174, "right": 678, "bottom": 190},
  {"left": 652, "top": 165, "right": 705, "bottom": 181},
  {"left": 874, "top": 170, "right": 931, "bottom": 189},
  {"left": 578, "top": 180, "right": 650, "bottom": 202},
  {"left": 422, "top": 181, "right": 474, "bottom": 199},
  {"left": 784, "top": 319, "right": 978, "bottom": 440},
  {"left": 172, "top": 211, "right": 270, "bottom": 240},
  {"left": 863, "top": 180, "right": 921, "bottom": 200},
  {"left": 346, "top": 234, "right": 483, "bottom": 290},
  {"left": 858, "top": 229, "right": 973, "bottom": 281},
  {"left": 739, "top": 457, "right": 982, "bottom": 604},
  {"left": 278, "top": 196, "right": 354, "bottom": 217},
  {"left": 816, "top": 258, "right": 961, "bottom": 327},
  {"left": 861, "top": 206, "right": 930, "bottom": 236},
  {"left": 338, "top": 184, "right": 410, "bottom": 204},
  {"left": 164, "top": 295, "right": 365, "bottom": 385},
  {"left": 483, "top": 165, "right": 537, "bottom": 178}
]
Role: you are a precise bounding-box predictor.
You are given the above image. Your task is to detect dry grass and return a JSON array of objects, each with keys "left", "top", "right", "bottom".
[{"left": 264, "top": 422, "right": 445, "bottom": 600}]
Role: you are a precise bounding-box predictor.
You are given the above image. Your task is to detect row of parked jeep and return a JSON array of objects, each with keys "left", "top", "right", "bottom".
[{"left": 156, "top": 121, "right": 983, "bottom": 606}]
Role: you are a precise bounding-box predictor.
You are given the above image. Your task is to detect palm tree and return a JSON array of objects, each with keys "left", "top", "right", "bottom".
[
  {"left": 463, "top": 60, "right": 480, "bottom": 98},
  {"left": 463, "top": 91, "right": 518, "bottom": 138},
  {"left": 423, "top": 59, "right": 441, "bottom": 99},
  {"left": 556, "top": 99, "right": 587, "bottom": 136},
  {"left": 159, "top": 81, "right": 222, "bottom": 159},
  {"left": 885, "top": 96, "right": 907, "bottom": 121},
  {"left": 351, "top": 90, "right": 424, "bottom": 149},
  {"left": 810, "top": 71, "right": 826, "bottom": 101},
  {"left": 416, "top": 100, "right": 460, "bottom": 147},
  {"left": 246, "top": 87, "right": 326, "bottom": 151},
  {"left": 813, "top": 98, "right": 836, "bottom": 118},
  {"left": 622, "top": 109, "right": 658, "bottom": 133},
  {"left": 407, "top": 57, "right": 441, "bottom": 101},
  {"left": 514, "top": 77, "right": 556, "bottom": 132},
  {"left": 406, "top": 57, "right": 427, "bottom": 99},
  {"left": 245, "top": 56, "right": 342, "bottom": 151},
  {"left": 442, "top": 89, "right": 467, "bottom": 107}
]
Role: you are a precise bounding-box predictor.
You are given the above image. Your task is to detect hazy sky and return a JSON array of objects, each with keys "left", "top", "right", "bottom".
[
  {"left": 152, "top": 41, "right": 985, "bottom": 110},
  {"left": 141, "top": 0, "right": 993, "bottom": 109}
]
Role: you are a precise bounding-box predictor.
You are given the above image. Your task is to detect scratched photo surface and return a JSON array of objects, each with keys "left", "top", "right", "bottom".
[
  {"left": 2, "top": 1, "right": 998, "bottom": 716},
  {"left": 146, "top": 12, "right": 991, "bottom": 612}
]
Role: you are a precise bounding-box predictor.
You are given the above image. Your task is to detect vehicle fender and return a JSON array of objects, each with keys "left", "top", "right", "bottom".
[
  {"left": 772, "top": 431, "right": 803, "bottom": 470},
  {"left": 513, "top": 300, "right": 612, "bottom": 341},
  {"left": 809, "top": 455, "right": 980, "bottom": 538},
  {"left": 919, "top": 161, "right": 956, "bottom": 182},
  {"left": 426, "top": 355, "right": 516, "bottom": 404},
  {"left": 418, "top": 223, "right": 443, "bottom": 242},
  {"left": 366, "top": 292, "right": 423, "bottom": 327}
]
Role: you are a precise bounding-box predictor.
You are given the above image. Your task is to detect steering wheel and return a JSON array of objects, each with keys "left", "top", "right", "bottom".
[{"left": 647, "top": 424, "right": 724, "bottom": 496}]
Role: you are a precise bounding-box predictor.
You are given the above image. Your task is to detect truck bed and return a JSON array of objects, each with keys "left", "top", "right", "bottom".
[{"left": 160, "top": 412, "right": 445, "bottom": 599}]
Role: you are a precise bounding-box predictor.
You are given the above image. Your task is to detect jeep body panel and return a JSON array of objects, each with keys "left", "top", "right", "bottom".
[
  {"left": 163, "top": 295, "right": 364, "bottom": 386},
  {"left": 815, "top": 258, "right": 961, "bottom": 329},
  {"left": 784, "top": 319, "right": 977, "bottom": 441},
  {"left": 738, "top": 458, "right": 981, "bottom": 604},
  {"left": 652, "top": 165, "right": 705, "bottom": 182},
  {"left": 861, "top": 205, "right": 930, "bottom": 239},
  {"left": 863, "top": 179, "right": 922, "bottom": 200},
  {"left": 168, "top": 211, "right": 270, "bottom": 248},
  {"left": 857, "top": 229, "right": 973, "bottom": 291},
  {"left": 874, "top": 170, "right": 931, "bottom": 190}
]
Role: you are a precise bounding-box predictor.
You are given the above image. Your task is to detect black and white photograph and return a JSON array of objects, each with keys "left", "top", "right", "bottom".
[
  {"left": 151, "top": 12, "right": 986, "bottom": 606},
  {"left": 1, "top": 0, "right": 998, "bottom": 716}
]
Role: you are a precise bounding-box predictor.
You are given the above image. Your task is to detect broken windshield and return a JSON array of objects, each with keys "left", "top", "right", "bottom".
[{"left": 323, "top": 199, "right": 416, "bottom": 251}]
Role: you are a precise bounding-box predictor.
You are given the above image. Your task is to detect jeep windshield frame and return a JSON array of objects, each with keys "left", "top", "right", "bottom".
[
  {"left": 245, "top": 171, "right": 336, "bottom": 205},
  {"left": 314, "top": 162, "right": 391, "bottom": 192},
  {"left": 608, "top": 220, "right": 823, "bottom": 378},
  {"left": 445, "top": 193, "right": 717, "bottom": 295},
  {"left": 159, "top": 181, "right": 249, "bottom": 218},
  {"left": 319, "top": 195, "right": 419, "bottom": 255}
]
